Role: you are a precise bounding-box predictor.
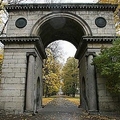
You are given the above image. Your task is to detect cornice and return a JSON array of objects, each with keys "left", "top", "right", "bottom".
[
  {"left": 82, "top": 36, "right": 117, "bottom": 43},
  {"left": 75, "top": 36, "right": 118, "bottom": 59},
  {"left": 5, "top": 3, "right": 117, "bottom": 12},
  {"left": 0, "top": 36, "right": 47, "bottom": 59},
  {"left": 0, "top": 36, "right": 39, "bottom": 43}
]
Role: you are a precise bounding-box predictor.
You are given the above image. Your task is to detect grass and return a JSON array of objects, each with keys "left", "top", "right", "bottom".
[
  {"left": 65, "top": 97, "right": 80, "bottom": 106},
  {"left": 42, "top": 97, "right": 54, "bottom": 106}
]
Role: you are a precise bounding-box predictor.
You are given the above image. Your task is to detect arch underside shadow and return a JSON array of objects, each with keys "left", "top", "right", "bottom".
[{"left": 31, "top": 12, "right": 92, "bottom": 48}]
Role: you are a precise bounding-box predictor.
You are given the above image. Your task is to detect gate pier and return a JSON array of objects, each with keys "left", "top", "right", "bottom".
[{"left": 0, "top": 37, "right": 46, "bottom": 114}]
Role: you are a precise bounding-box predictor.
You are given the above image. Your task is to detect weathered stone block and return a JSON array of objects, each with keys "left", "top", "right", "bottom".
[
  {"left": 98, "top": 84, "right": 106, "bottom": 90},
  {"left": 12, "top": 68, "right": 21, "bottom": 72},
  {"left": 14, "top": 64, "right": 26, "bottom": 68},
  {"left": 0, "top": 102, "right": 5, "bottom": 109},
  {"left": 14, "top": 73, "right": 26, "bottom": 78},
  {"left": 4, "top": 52, "right": 14, "bottom": 56},
  {"left": 1, "top": 84, "right": 25, "bottom": 90},
  {"left": 12, "top": 97, "right": 24, "bottom": 102},
  {"left": 2, "top": 68, "right": 13, "bottom": 73},
  {"left": 20, "top": 90, "right": 25, "bottom": 97},
  {"left": 5, "top": 102, "right": 23, "bottom": 110},
  {"left": 17, "top": 59, "right": 26, "bottom": 64},
  {"left": 0, "top": 97, "right": 13, "bottom": 102},
  {"left": 0, "top": 90, "right": 20, "bottom": 97},
  {"left": 20, "top": 68, "right": 26, "bottom": 73},
  {"left": 4, "top": 78, "right": 21, "bottom": 84},
  {"left": 13, "top": 56, "right": 26, "bottom": 59},
  {"left": 99, "top": 101, "right": 120, "bottom": 111},
  {"left": 20, "top": 78, "right": 26, "bottom": 84},
  {"left": 98, "top": 90, "right": 106, "bottom": 97},
  {"left": 2, "top": 72, "right": 15, "bottom": 78}
]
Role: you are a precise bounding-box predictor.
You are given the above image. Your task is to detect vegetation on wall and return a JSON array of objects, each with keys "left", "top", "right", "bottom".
[{"left": 93, "top": 39, "right": 120, "bottom": 94}]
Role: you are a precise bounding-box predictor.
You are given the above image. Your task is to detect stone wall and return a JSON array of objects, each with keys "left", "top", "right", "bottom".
[
  {"left": 76, "top": 11, "right": 115, "bottom": 36},
  {"left": 88, "top": 42, "right": 120, "bottom": 112},
  {"left": 97, "top": 74, "right": 120, "bottom": 112},
  {"left": 6, "top": 9, "right": 116, "bottom": 37},
  {"left": 0, "top": 44, "right": 28, "bottom": 114}
]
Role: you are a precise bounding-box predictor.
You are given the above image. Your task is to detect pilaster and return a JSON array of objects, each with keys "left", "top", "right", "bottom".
[
  {"left": 25, "top": 52, "right": 36, "bottom": 112},
  {"left": 86, "top": 52, "right": 98, "bottom": 112}
]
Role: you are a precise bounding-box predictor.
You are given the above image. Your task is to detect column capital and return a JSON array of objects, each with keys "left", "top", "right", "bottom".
[
  {"left": 26, "top": 52, "right": 37, "bottom": 58},
  {"left": 85, "top": 52, "right": 96, "bottom": 57}
]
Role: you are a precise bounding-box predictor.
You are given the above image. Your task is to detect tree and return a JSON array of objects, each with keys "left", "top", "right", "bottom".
[
  {"left": 47, "top": 41, "right": 63, "bottom": 61},
  {"left": 62, "top": 57, "right": 79, "bottom": 97},
  {"left": 93, "top": 39, "right": 120, "bottom": 93},
  {"left": 7, "top": 0, "right": 24, "bottom": 4},
  {"left": 43, "top": 48, "right": 62, "bottom": 97},
  {"left": 0, "top": 0, "right": 8, "bottom": 36},
  {"left": 98, "top": 0, "right": 120, "bottom": 35}
]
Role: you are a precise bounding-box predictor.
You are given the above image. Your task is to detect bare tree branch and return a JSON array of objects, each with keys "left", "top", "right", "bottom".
[
  {"left": 0, "top": 16, "right": 8, "bottom": 35},
  {"left": 47, "top": 41, "right": 63, "bottom": 60},
  {"left": 7, "top": 0, "right": 25, "bottom": 4}
]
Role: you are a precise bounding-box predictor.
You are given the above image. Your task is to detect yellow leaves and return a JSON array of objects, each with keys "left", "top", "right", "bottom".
[
  {"left": 0, "top": 0, "right": 7, "bottom": 10},
  {"left": 44, "top": 72, "right": 60, "bottom": 94},
  {"left": 42, "top": 97, "right": 54, "bottom": 106},
  {"left": 99, "top": 0, "right": 120, "bottom": 4},
  {"left": 99, "top": 0, "right": 120, "bottom": 36},
  {"left": 43, "top": 48, "right": 62, "bottom": 95}
]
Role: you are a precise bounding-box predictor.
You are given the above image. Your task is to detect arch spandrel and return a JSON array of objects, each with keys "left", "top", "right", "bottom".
[{"left": 30, "top": 12, "right": 92, "bottom": 48}]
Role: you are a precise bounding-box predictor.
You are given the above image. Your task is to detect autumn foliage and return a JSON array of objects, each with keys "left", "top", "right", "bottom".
[
  {"left": 43, "top": 48, "right": 62, "bottom": 97},
  {"left": 99, "top": 0, "right": 120, "bottom": 35}
]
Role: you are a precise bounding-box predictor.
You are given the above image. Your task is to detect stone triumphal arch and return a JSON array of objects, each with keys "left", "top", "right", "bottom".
[{"left": 0, "top": 3, "right": 120, "bottom": 114}]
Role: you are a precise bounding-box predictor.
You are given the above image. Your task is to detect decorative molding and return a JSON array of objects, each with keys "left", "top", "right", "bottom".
[
  {"left": 85, "top": 52, "right": 96, "bottom": 57},
  {"left": 26, "top": 52, "right": 37, "bottom": 58},
  {"left": 0, "top": 36, "right": 39, "bottom": 43},
  {"left": 75, "top": 36, "right": 118, "bottom": 59},
  {"left": 5, "top": 3, "right": 117, "bottom": 12},
  {"left": 0, "top": 36, "right": 47, "bottom": 59},
  {"left": 82, "top": 36, "right": 117, "bottom": 43}
]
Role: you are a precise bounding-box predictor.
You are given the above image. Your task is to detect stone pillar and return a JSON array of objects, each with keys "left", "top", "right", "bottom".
[
  {"left": 26, "top": 52, "right": 36, "bottom": 111},
  {"left": 86, "top": 52, "right": 98, "bottom": 112}
]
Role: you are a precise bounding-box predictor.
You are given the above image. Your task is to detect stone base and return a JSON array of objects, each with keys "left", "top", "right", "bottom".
[
  {"left": 0, "top": 109, "right": 24, "bottom": 115},
  {"left": 89, "top": 110, "right": 98, "bottom": 115}
]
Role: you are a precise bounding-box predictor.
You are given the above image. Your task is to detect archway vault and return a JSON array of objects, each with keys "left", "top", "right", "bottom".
[{"left": 30, "top": 12, "right": 92, "bottom": 48}]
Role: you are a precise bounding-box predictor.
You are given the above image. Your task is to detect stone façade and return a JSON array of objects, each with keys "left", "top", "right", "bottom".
[{"left": 0, "top": 3, "right": 120, "bottom": 114}]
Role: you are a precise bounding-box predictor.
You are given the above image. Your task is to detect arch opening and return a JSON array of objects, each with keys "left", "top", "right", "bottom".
[
  {"left": 31, "top": 12, "right": 92, "bottom": 109},
  {"left": 43, "top": 40, "right": 80, "bottom": 106}
]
